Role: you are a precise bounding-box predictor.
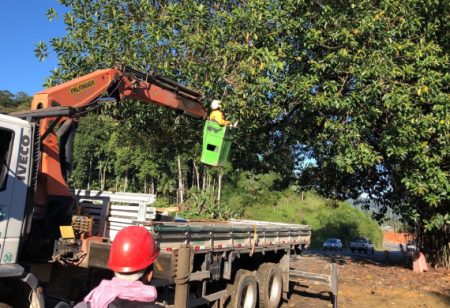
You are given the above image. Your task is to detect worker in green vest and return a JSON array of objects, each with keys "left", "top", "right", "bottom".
[{"left": 209, "top": 99, "right": 237, "bottom": 127}]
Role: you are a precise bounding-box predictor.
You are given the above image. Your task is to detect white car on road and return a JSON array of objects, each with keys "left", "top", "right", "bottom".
[{"left": 350, "top": 237, "right": 375, "bottom": 253}]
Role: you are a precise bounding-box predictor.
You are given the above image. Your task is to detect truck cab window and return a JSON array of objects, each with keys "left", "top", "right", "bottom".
[{"left": 0, "top": 128, "right": 14, "bottom": 191}]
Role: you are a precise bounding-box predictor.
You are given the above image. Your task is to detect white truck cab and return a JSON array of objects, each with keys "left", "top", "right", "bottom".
[
  {"left": 0, "top": 114, "right": 43, "bottom": 307},
  {"left": 0, "top": 114, "right": 34, "bottom": 266}
]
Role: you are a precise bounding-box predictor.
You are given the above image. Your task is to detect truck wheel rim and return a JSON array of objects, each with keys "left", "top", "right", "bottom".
[
  {"left": 269, "top": 274, "right": 282, "bottom": 304},
  {"left": 241, "top": 283, "right": 255, "bottom": 308}
]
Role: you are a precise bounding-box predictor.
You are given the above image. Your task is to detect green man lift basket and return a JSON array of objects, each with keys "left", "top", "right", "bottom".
[{"left": 201, "top": 120, "right": 233, "bottom": 166}]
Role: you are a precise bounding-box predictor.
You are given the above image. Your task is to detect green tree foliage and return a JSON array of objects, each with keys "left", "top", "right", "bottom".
[
  {"left": 291, "top": 0, "right": 449, "bottom": 267},
  {"left": 40, "top": 0, "right": 448, "bottom": 266},
  {"left": 72, "top": 114, "right": 117, "bottom": 190}
]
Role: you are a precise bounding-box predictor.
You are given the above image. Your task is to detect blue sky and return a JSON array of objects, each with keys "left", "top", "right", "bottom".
[{"left": 0, "top": 1, "right": 67, "bottom": 95}]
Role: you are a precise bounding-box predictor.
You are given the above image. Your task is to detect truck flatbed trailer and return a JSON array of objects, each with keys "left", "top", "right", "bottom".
[{"left": 153, "top": 218, "right": 311, "bottom": 254}]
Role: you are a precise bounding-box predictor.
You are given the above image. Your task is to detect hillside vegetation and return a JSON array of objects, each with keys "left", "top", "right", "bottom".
[
  {"left": 244, "top": 192, "right": 382, "bottom": 249},
  {"left": 182, "top": 172, "right": 383, "bottom": 248},
  {"left": 0, "top": 90, "right": 31, "bottom": 113}
]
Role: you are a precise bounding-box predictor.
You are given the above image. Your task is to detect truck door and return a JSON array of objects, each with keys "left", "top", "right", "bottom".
[{"left": 0, "top": 117, "right": 32, "bottom": 266}]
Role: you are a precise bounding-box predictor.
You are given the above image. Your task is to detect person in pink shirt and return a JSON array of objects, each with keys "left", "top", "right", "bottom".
[{"left": 75, "top": 226, "right": 161, "bottom": 308}]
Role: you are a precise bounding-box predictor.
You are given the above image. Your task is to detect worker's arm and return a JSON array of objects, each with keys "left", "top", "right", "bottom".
[
  {"left": 209, "top": 110, "right": 231, "bottom": 126},
  {"left": 30, "top": 66, "right": 207, "bottom": 206}
]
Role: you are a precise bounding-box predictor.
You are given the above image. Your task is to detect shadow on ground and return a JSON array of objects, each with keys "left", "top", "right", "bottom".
[
  {"left": 289, "top": 284, "right": 333, "bottom": 301},
  {"left": 433, "top": 292, "right": 450, "bottom": 306}
]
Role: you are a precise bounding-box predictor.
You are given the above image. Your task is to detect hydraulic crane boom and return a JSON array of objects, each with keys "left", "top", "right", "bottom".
[{"left": 27, "top": 66, "right": 206, "bottom": 210}]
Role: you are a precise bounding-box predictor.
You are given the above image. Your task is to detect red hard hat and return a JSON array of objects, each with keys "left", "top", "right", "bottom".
[{"left": 108, "top": 226, "right": 159, "bottom": 273}]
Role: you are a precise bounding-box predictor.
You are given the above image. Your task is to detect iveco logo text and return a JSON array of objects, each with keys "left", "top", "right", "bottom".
[{"left": 17, "top": 135, "right": 30, "bottom": 181}]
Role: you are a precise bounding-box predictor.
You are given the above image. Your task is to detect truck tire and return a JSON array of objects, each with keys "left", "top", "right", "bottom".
[
  {"left": 0, "top": 277, "right": 37, "bottom": 308},
  {"left": 257, "top": 263, "right": 283, "bottom": 308},
  {"left": 227, "top": 270, "right": 258, "bottom": 308}
]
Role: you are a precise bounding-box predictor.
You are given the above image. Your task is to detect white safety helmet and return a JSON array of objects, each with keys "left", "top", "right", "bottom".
[{"left": 211, "top": 99, "right": 222, "bottom": 110}]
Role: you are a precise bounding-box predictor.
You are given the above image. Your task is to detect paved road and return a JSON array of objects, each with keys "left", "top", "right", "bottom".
[{"left": 301, "top": 243, "right": 404, "bottom": 265}]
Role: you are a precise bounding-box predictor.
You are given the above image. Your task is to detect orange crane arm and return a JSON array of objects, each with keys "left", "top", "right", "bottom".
[
  {"left": 30, "top": 66, "right": 206, "bottom": 208},
  {"left": 31, "top": 66, "right": 205, "bottom": 117}
]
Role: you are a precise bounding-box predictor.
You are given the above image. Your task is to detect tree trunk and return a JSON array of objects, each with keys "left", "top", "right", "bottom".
[
  {"left": 420, "top": 225, "right": 450, "bottom": 269},
  {"left": 98, "top": 162, "right": 102, "bottom": 189},
  {"left": 208, "top": 171, "right": 212, "bottom": 191},
  {"left": 217, "top": 169, "right": 223, "bottom": 204},
  {"left": 87, "top": 159, "right": 92, "bottom": 191},
  {"left": 124, "top": 174, "right": 128, "bottom": 192},
  {"left": 101, "top": 160, "right": 107, "bottom": 191},
  {"left": 202, "top": 168, "right": 207, "bottom": 192},
  {"left": 177, "top": 155, "right": 184, "bottom": 204},
  {"left": 193, "top": 161, "right": 200, "bottom": 190},
  {"left": 416, "top": 204, "right": 450, "bottom": 268}
]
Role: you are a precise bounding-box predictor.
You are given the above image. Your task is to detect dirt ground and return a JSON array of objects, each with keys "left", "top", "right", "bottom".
[{"left": 282, "top": 251, "right": 450, "bottom": 308}]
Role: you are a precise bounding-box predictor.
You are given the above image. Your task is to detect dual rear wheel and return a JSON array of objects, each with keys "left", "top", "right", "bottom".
[
  {"left": 257, "top": 263, "right": 283, "bottom": 308},
  {"left": 226, "top": 263, "right": 283, "bottom": 308}
]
